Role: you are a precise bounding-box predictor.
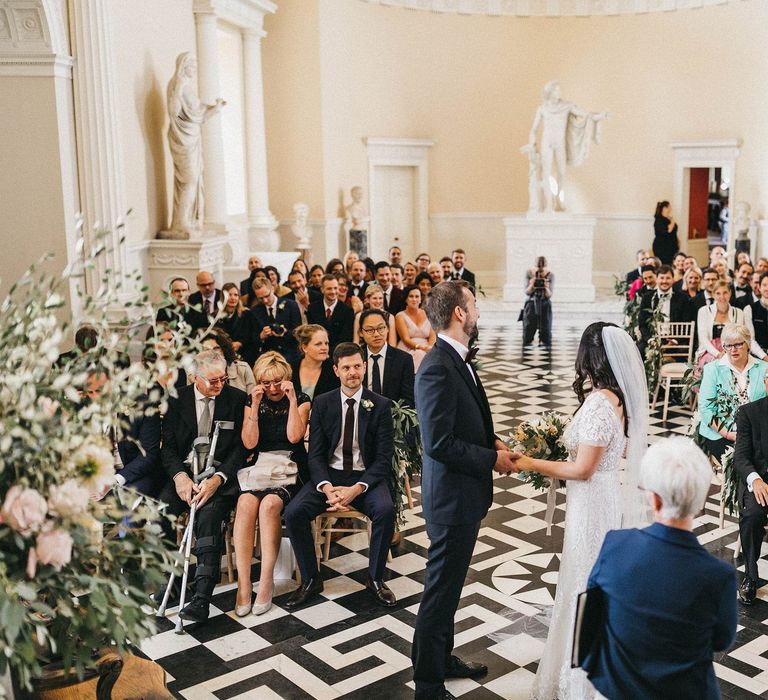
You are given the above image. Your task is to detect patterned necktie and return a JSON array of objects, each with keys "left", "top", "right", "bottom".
[
  {"left": 371, "top": 354, "right": 382, "bottom": 394},
  {"left": 326, "top": 307, "right": 332, "bottom": 321},
  {"left": 205, "top": 299, "right": 212, "bottom": 315},
  {"left": 342, "top": 398, "right": 355, "bottom": 475},
  {"left": 198, "top": 397, "right": 212, "bottom": 437}
]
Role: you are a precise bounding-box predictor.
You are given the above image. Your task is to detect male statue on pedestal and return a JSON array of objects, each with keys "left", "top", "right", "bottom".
[
  {"left": 526, "top": 80, "right": 607, "bottom": 214},
  {"left": 159, "top": 52, "right": 225, "bottom": 240},
  {"left": 345, "top": 186, "right": 369, "bottom": 257}
]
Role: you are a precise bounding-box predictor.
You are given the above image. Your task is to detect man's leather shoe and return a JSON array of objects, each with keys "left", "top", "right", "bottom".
[
  {"left": 284, "top": 577, "right": 323, "bottom": 611},
  {"left": 739, "top": 576, "right": 757, "bottom": 605},
  {"left": 444, "top": 655, "right": 488, "bottom": 679},
  {"left": 365, "top": 577, "right": 397, "bottom": 607},
  {"left": 178, "top": 595, "right": 210, "bottom": 623},
  {"left": 415, "top": 689, "right": 456, "bottom": 700}
]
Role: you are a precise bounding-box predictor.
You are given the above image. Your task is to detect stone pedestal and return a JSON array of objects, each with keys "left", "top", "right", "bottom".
[{"left": 503, "top": 214, "right": 596, "bottom": 304}]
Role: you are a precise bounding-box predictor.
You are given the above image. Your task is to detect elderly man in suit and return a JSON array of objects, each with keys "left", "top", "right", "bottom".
[
  {"left": 583, "top": 436, "right": 737, "bottom": 699},
  {"left": 306, "top": 274, "right": 355, "bottom": 352},
  {"left": 283, "top": 342, "right": 396, "bottom": 610},
  {"left": 412, "top": 281, "right": 517, "bottom": 700},
  {"left": 250, "top": 276, "right": 302, "bottom": 363},
  {"left": 157, "top": 349, "right": 248, "bottom": 623},
  {"left": 188, "top": 270, "right": 222, "bottom": 321}
]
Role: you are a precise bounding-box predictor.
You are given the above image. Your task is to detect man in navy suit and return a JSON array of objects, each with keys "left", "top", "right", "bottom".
[
  {"left": 306, "top": 274, "right": 355, "bottom": 352},
  {"left": 250, "top": 276, "right": 302, "bottom": 363},
  {"left": 583, "top": 436, "right": 737, "bottom": 699},
  {"left": 358, "top": 309, "right": 415, "bottom": 406},
  {"left": 412, "top": 281, "right": 517, "bottom": 700},
  {"left": 188, "top": 270, "right": 222, "bottom": 321},
  {"left": 374, "top": 261, "right": 404, "bottom": 314},
  {"left": 284, "top": 342, "right": 396, "bottom": 610}
]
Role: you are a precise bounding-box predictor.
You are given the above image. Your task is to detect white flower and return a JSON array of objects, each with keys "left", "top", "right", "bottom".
[
  {"left": 0, "top": 486, "right": 48, "bottom": 536},
  {"left": 278, "top": 302, "right": 286, "bottom": 311},
  {"left": 48, "top": 480, "right": 90, "bottom": 517},
  {"left": 38, "top": 396, "right": 60, "bottom": 419},
  {"left": 67, "top": 440, "right": 115, "bottom": 495},
  {"left": 361, "top": 399, "right": 374, "bottom": 411},
  {"left": 36, "top": 528, "right": 73, "bottom": 570}
]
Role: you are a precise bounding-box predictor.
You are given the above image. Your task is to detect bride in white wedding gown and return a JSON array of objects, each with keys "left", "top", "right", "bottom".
[{"left": 510, "top": 322, "right": 649, "bottom": 700}]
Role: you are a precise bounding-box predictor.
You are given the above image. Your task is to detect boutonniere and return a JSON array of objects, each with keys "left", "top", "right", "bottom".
[
  {"left": 278, "top": 301, "right": 286, "bottom": 311},
  {"left": 361, "top": 399, "right": 374, "bottom": 411}
]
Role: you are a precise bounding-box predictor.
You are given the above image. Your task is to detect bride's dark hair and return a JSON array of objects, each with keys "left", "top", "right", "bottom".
[{"left": 572, "top": 321, "right": 629, "bottom": 436}]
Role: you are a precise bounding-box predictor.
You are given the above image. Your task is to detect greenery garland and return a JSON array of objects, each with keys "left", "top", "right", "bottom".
[{"left": 390, "top": 401, "right": 422, "bottom": 526}]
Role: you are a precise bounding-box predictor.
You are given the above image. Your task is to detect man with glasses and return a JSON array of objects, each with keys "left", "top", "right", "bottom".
[
  {"left": 250, "top": 277, "right": 301, "bottom": 363},
  {"left": 189, "top": 270, "right": 222, "bottom": 320},
  {"left": 157, "top": 349, "right": 248, "bottom": 622},
  {"left": 358, "top": 309, "right": 414, "bottom": 406},
  {"left": 416, "top": 253, "right": 431, "bottom": 274}
]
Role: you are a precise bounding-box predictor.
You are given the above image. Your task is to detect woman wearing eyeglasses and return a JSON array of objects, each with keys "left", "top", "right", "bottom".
[
  {"left": 395, "top": 285, "right": 435, "bottom": 371},
  {"left": 234, "top": 351, "right": 311, "bottom": 617},
  {"left": 352, "top": 284, "right": 397, "bottom": 347},
  {"left": 698, "top": 323, "right": 768, "bottom": 461}
]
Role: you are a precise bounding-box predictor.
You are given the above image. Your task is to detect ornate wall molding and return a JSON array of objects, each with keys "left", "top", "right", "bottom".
[{"left": 361, "top": 0, "right": 735, "bottom": 17}]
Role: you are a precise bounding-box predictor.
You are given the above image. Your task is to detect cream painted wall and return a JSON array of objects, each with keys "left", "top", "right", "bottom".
[{"left": 111, "top": 0, "right": 196, "bottom": 243}]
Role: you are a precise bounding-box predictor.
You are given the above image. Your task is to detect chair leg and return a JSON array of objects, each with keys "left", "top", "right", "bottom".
[
  {"left": 651, "top": 379, "right": 661, "bottom": 410},
  {"left": 661, "top": 376, "right": 671, "bottom": 425},
  {"left": 324, "top": 516, "right": 336, "bottom": 561},
  {"left": 404, "top": 474, "right": 414, "bottom": 510},
  {"left": 718, "top": 478, "right": 726, "bottom": 531}
]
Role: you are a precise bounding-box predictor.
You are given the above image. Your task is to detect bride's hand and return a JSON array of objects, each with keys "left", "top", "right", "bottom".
[{"left": 510, "top": 452, "right": 534, "bottom": 472}]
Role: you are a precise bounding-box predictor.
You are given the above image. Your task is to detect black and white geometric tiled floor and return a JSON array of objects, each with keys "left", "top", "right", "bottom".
[{"left": 139, "top": 310, "right": 766, "bottom": 699}]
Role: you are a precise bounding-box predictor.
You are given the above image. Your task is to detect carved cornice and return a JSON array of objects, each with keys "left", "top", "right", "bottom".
[
  {"left": 0, "top": 0, "right": 71, "bottom": 76},
  {"left": 361, "top": 0, "right": 736, "bottom": 17},
  {"left": 193, "top": 0, "right": 276, "bottom": 32}
]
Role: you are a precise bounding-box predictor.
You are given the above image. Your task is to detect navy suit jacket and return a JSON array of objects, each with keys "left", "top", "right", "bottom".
[
  {"left": 415, "top": 337, "right": 497, "bottom": 525},
  {"left": 306, "top": 300, "right": 355, "bottom": 350},
  {"left": 189, "top": 289, "right": 223, "bottom": 318},
  {"left": 585, "top": 524, "right": 737, "bottom": 700},
  {"left": 735, "top": 396, "right": 768, "bottom": 500},
  {"left": 250, "top": 299, "right": 302, "bottom": 362},
  {"left": 307, "top": 388, "right": 393, "bottom": 492},
  {"left": 361, "top": 344, "right": 415, "bottom": 407},
  {"left": 117, "top": 407, "right": 163, "bottom": 495}
]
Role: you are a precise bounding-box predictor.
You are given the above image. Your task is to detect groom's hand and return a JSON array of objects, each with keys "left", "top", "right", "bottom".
[
  {"left": 494, "top": 450, "right": 518, "bottom": 474},
  {"left": 495, "top": 438, "right": 511, "bottom": 452},
  {"left": 753, "top": 478, "right": 768, "bottom": 507}
]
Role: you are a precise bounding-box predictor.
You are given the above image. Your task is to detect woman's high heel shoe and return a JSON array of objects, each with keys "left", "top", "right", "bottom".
[
  {"left": 251, "top": 596, "right": 272, "bottom": 615},
  {"left": 235, "top": 590, "right": 252, "bottom": 617}
]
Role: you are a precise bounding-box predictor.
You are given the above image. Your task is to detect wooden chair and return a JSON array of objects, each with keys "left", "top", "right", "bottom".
[
  {"left": 710, "top": 453, "right": 742, "bottom": 559},
  {"left": 314, "top": 509, "right": 393, "bottom": 563},
  {"left": 400, "top": 460, "right": 414, "bottom": 510},
  {"left": 650, "top": 321, "right": 695, "bottom": 424}
]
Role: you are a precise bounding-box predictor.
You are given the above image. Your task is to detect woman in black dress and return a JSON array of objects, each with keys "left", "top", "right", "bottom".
[
  {"left": 234, "top": 351, "right": 310, "bottom": 617},
  {"left": 216, "top": 282, "right": 256, "bottom": 366},
  {"left": 653, "top": 200, "right": 680, "bottom": 265}
]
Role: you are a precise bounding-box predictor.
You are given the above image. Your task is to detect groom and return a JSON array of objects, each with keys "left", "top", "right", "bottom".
[{"left": 411, "top": 281, "right": 517, "bottom": 700}]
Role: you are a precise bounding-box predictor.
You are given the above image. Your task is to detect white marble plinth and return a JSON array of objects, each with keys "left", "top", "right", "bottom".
[
  {"left": 248, "top": 219, "right": 280, "bottom": 252},
  {"left": 502, "top": 214, "right": 596, "bottom": 304}
]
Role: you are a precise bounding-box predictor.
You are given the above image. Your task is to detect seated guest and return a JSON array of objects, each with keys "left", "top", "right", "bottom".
[
  {"left": 243, "top": 268, "right": 270, "bottom": 309},
  {"left": 757, "top": 257, "right": 768, "bottom": 275},
  {"left": 57, "top": 324, "right": 99, "bottom": 367},
  {"left": 698, "top": 323, "right": 767, "bottom": 460},
  {"left": 584, "top": 436, "right": 737, "bottom": 699},
  {"left": 281, "top": 268, "right": 321, "bottom": 317},
  {"left": 306, "top": 274, "right": 355, "bottom": 353},
  {"left": 325, "top": 258, "right": 345, "bottom": 276},
  {"left": 737, "top": 251, "right": 753, "bottom": 268},
  {"left": 239, "top": 255, "right": 263, "bottom": 298},
  {"left": 389, "top": 245, "right": 402, "bottom": 267},
  {"left": 308, "top": 264, "right": 324, "bottom": 290},
  {"left": 735, "top": 393, "right": 768, "bottom": 604},
  {"left": 291, "top": 324, "right": 340, "bottom": 400},
  {"left": 264, "top": 265, "right": 291, "bottom": 299},
  {"left": 358, "top": 309, "right": 415, "bottom": 405},
  {"left": 415, "top": 252, "right": 431, "bottom": 274},
  {"left": 391, "top": 263, "right": 405, "bottom": 290},
  {"left": 353, "top": 284, "right": 397, "bottom": 346},
  {"left": 748, "top": 271, "right": 763, "bottom": 307},
  {"left": 284, "top": 343, "right": 396, "bottom": 609},
  {"left": 628, "top": 264, "right": 656, "bottom": 301},
  {"left": 291, "top": 258, "right": 309, "bottom": 281},
  {"left": 158, "top": 349, "right": 248, "bottom": 622},
  {"left": 638, "top": 264, "right": 692, "bottom": 355},
  {"left": 439, "top": 256, "right": 455, "bottom": 281},
  {"left": 216, "top": 283, "right": 256, "bottom": 366},
  {"left": 403, "top": 261, "right": 418, "bottom": 287},
  {"left": 747, "top": 272, "right": 768, "bottom": 356},
  {"left": 625, "top": 249, "right": 646, "bottom": 287},
  {"left": 427, "top": 262, "right": 444, "bottom": 287},
  {"left": 395, "top": 285, "right": 436, "bottom": 371},
  {"left": 344, "top": 250, "right": 359, "bottom": 273},
  {"left": 696, "top": 280, "right": 744, "bottom": 365},
  {"left": 671, "top": 251, "right": 686, "bottom": 282},
  {"left": 250, "top": 277, "right": 302, "bottom": 364},
  {"left": 694, "top": 267, "right": 719, "bottom": 309},
  {"left": 189, "top": 270, "right": 222, "bottom": 321},
  {"left": 374, "top": 261, "right": 404, "bottom": 314},
  {"left": 713, "top": 258, "right": 733, "bottom": 288},
  {"left": 681, "top": 266, "right": 702, "bottom": 303},
  {"left": 452, "top": 248, "right": 475, "bottom": 287},
  {"left": 733, "top": 262, "right": 755, "bottom": 309},
  {"left": 155, "top": 277, "right": 206, "bottom": 336},
  {"left": 415, "top": 272, "right": 435, "bottom": 305},
  {"left": 348, "top": 260, "right": 369, "bottom": 299},
  {"left": 199, "top": 328, "right": 256, "bottom": 394},
  {"left": 362, "top": 256, "right": 376, "bottom": 282},
  {"left": 234, "top": 352, "right": 311, "bottom": 617},
  {"left": 336, "top": 273, "right": 363, "bottom": 315}
]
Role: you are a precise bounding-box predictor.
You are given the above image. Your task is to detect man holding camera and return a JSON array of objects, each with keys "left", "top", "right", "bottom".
[
  {"left": 250, "top": 276, "right": 302, "bottom": 363},
  {"left": 522, "top": 256, "right": 554, "bottom": 347}
]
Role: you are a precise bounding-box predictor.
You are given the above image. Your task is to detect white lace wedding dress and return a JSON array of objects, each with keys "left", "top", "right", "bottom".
[{"left": 531, "top": 391, "right": 625, "bottom": 700}]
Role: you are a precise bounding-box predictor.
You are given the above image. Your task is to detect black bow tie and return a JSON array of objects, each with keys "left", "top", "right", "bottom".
[{"left": 466, "top": 347, "right": 479, "bottom": 364}]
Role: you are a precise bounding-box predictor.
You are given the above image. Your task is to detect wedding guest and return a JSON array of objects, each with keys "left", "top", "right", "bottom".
[
  {"left": 308, "top": 264, "right": 324, "bottom": 290},
  {"left": 325, "top": 258, "right": 345, "bottom": 276},
  {"left": 523, "top": 256, "right": 554, "bottom": 347},
  {"left": 452, "top": 248, "right": 475, "bottom": 287},
  {"left": 672, "top": 251, "right": 687, "bottom": 282},
  {"left": 116, "top": 399, "right": 164, "bottom": 497},
  {"left": 395, "top": 285, "right": 435, "bottom": 371},
  {"left": 695, "top": 267, "right": 719, "bottom": 309},
  {"left": 735, "top": 393, "right": 768, "bottom": 604},
  {"left": 250, "top": 277, "right": 302, "bottom": 364},
  {"left": 439, "top": 256, "right": 455, "bottom": 281},
  {"left": 628, "top": 265, "right": 656, "bottom": 301},
  {"left": 234, "top": 352, "right": 310, "bottom": 617},
  {"left": 748, "top": 271, "right": 763, "bottom": 306},
  {"left": 374, "top": 261, "right": 404, "bottom": 314},
  {"left": 713, "top": 257, "right": 732, "bottom": 284},
  {"left": 732, "top": 262, "right": 754, "bottom": 308},
  {"left": 292, "top": 258, "right": 309, "bottom": 279},
  {"left": 427, "top": 262, "right": 444, "bottom": 287},
  {"left": 757, "top": 257, "right": 768, "bottom": 274},
  {"left": 306, "top": 274, "right": 355, "bottom": 352},
  {"left": 348, "top": 260, "right": 369, "bottom": 299},
  {"left": 199, "top": 328, "right": 256, "bottom": 394},
  {"left": 583, "top": 437, "right": 736, "bottom": 699},
  {"left": 338, "top": 273, "right": 364, "bottom": 315},
  {"left": 155, "top": 277, "right": 206, "bottom": 336},
  {"left": 625, "top": 249, "right": 647, "bottom": 286},
  {"left": 389, "top": 245, "right": 403, "bottom": 266},
  {"left": 344, "top": 250, "right": 359, "bottom": 274},
  {"left": 747, "top": 273, "right": 768, "bottom": 354},
  {"left": 264, "top": 265, "right": 291, "bottom": 299},
  {"left": 652, "top": 200, "right": 679, "bottom": 265},
  {"left": 737, "top": 251, "right": 752, "bottom": 268},
  {"left": 403, "top": 261, "right": 418, "bottom": 287},
  {"left": 158, "top": 349, "right": 248, "bottom": 622},
  {"left": 281, "top": 269, "right": 321, "bottom": 320},
  {"left": 415, "top": 272, "right": 435, "bottom": 304},
  {"left": 391, "top": 263, "right": 405, "bottom": 290},
  {"left": 353, "top": 284, "right": 397, "bottom": 347},
  {"left": 698, "top": 323, "right": 768, "bottom": 460},
  {"left": 412, "top": 281, "right": 515, "bottom": 700},
  {"left": 216, "top": 283, "right": 256, "bottom": 365},
  {"left": 291, "top": 324, "right": 339, "bottom": 400},
  {"left": 362, "top": 257, "right": 376, "bottom": 282},
  {"left": 637, "top": 264, "right": 692, "bottom": 354},
  {"left": 244, "top": 268, "right": 270, "bottom": 309},
  {"left": 239, "top": 255, "right": 263, "bottom": 297},
  {"left": 416, "top": 252, "right": 431, "bottom": 273},
  {"left": 189, "top": 270, "right": 222, "bottom": 320},
  {"left": 681, "top": 266, "right": 703, "bottom": 303},
  {"left": 358, "top": 309, "right": 414, "bottom": 405},
  {"left": 284, "top": 343, "right": 396, "bottom": 610}
]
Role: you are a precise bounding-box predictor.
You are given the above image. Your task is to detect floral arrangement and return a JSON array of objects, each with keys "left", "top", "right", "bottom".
[
  {"left": 642, "top": 301, "right": 667, "bottom": 394},
  {"left": 390, "top": 401, "right": 422, "bottom": 525},
  {"left": 507, "top": 412, "right": 569, "bottom": 491},
  {"left": 0, "top": 229, "right": 179, "bottom": 690},
  {"left": 613, "top": 275, "right": 641, "bottom": 340}
]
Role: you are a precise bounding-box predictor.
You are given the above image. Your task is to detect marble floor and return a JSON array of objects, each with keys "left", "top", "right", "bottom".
[{"left": 139, "top": 306, "right": 767, "bottom": 699}]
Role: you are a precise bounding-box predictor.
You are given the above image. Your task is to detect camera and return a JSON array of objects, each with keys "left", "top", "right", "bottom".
[
  {"left": 534, "top": 272, "right": 546, "bottom": 289},
  {"left": 268, "top": 323, "right": 285, "bottom": 335}
]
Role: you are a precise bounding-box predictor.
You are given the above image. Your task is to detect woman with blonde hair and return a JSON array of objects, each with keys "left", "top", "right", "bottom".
[
  {"left": 352, "top": 284, "right": 397, "bottom": 346},
  {"left": 234, "top": 351, "right": 310, "bottom": 617},
  {"left": 291, "top": 324, "right": 340, "bottom": 400},
  {"left": 216, "top": 282, "right": 255, "bottom": 364},
  {"left": 696, "top": 280, "right": 744, "bottom": 366}
]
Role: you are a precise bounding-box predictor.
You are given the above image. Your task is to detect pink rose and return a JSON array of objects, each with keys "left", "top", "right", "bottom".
[
  {"left": 35, "top": 529, "right": 73, "bottom": 570},
  {"left": 48, "top": 480, "right": 90, "bottom": 517},
  {"left": 0, "top": 486, "right": 48, "bottom": 535}
]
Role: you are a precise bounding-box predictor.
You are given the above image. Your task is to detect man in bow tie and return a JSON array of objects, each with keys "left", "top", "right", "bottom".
[{"left": 638, "top": 264, "right": 692, "bottom": 356}]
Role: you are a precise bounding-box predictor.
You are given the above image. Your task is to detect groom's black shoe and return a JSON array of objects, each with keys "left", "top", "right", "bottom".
[
  {"left": 444, "top": 655, "right": 488, "bottom": 679},
  {"left": 739, "top": 576, "right": 757, "bottom": 605}
]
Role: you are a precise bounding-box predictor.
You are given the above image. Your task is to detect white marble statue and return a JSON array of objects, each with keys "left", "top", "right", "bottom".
[
  {"left": 291, "top": 202, "right": 312, "bottom": 252},
  {"left": 344, "top": 186, "right": 369, "bottom": 256},
  {"left": 733, "top": 201, "right": 757, "bottom": 256},
  {"left": 160, "top": 52, "right": 225, "bottom": 240},
  {"left": 520, "top": 143, "right": 543, "bottom": 214},
  {"left": 527, "top": 80, "right": 607, "bottom": 214}
]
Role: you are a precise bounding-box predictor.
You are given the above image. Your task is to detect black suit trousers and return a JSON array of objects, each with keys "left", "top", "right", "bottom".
[
  {"left": 412, "top": 519, "right": 481, "bottom": 698},
  {"left": 740, "top": 488, "right": 768, "bottom": 582},
  {"left": 285, "top": 473, "right": 394, "bottom": 582}
]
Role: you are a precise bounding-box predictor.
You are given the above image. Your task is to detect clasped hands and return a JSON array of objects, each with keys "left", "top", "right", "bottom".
[
  {"left": 322, "top": 483, "right": 364, "bottom": 512},
  {"left": 494, "top": 439, "right": 534, "bottom": 475},
  {"left": 174, "top": 472, "right": 222, "bottom": 508}
]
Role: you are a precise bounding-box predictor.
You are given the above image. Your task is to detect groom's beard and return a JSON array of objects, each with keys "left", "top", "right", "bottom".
[{"left": 465, "top": 320, "right": 479, "bottom": 345}]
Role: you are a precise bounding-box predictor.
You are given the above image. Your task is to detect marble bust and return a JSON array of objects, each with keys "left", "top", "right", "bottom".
[
  {"left": 291, "top": 202, "right": 312, "bottom": 251},
  {"left": 344, "top": 186, "right": 369, "bottom": 257},
  {"left": 526, "top": 80, "right": 607, "bottom": 214},
  {"left": 159, "top": 52, "right": 225, "bottom": 240},
  {"left": 733, "top": 201, "right": 757, "bottom": 255}
]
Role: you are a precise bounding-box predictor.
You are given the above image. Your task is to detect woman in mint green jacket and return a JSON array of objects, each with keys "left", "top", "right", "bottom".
[{"left": 699, "top": 323, "right": 768, "bottom": 460}]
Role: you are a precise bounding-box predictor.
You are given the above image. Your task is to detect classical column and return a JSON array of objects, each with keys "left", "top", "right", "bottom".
[
  {"left": 193, "top": 10, "right": 228, "bottom": 229},
  {"left": 69, "top": 0, "right": 133, "bottom": 307}
]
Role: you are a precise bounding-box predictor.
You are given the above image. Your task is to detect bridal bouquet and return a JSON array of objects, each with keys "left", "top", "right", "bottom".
[{"left": 507, "top": 411, "right": 569, "bottom": 491}]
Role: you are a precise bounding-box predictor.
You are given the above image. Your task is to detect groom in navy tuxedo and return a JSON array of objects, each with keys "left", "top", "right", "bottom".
[
  {"left": 411, "top": 281, "right": 517, "bottom": 700},
  {"left": 284, "top": 342, "right": 396, "bottom": 609}
]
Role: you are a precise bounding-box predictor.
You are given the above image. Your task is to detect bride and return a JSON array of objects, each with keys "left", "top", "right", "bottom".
[{"left": 511, "top": 322, "right": 649, "bottom": 700}]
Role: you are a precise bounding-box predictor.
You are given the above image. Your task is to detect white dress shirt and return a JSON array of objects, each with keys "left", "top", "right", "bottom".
[
  {"left": 174, "top": 385, "right": 227, "bottom": 484},
  {"left": 324, "top": 300, "right": 338, "bottom": 316},
  {"left": 437, "top": 333, "right": 476, "bottom": 385},
  {"left": 365, "top": 342, "right": 388, "bottom": 391},
  {"left": 656, "top": 289, "right": 672, "bottom": 319}
]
